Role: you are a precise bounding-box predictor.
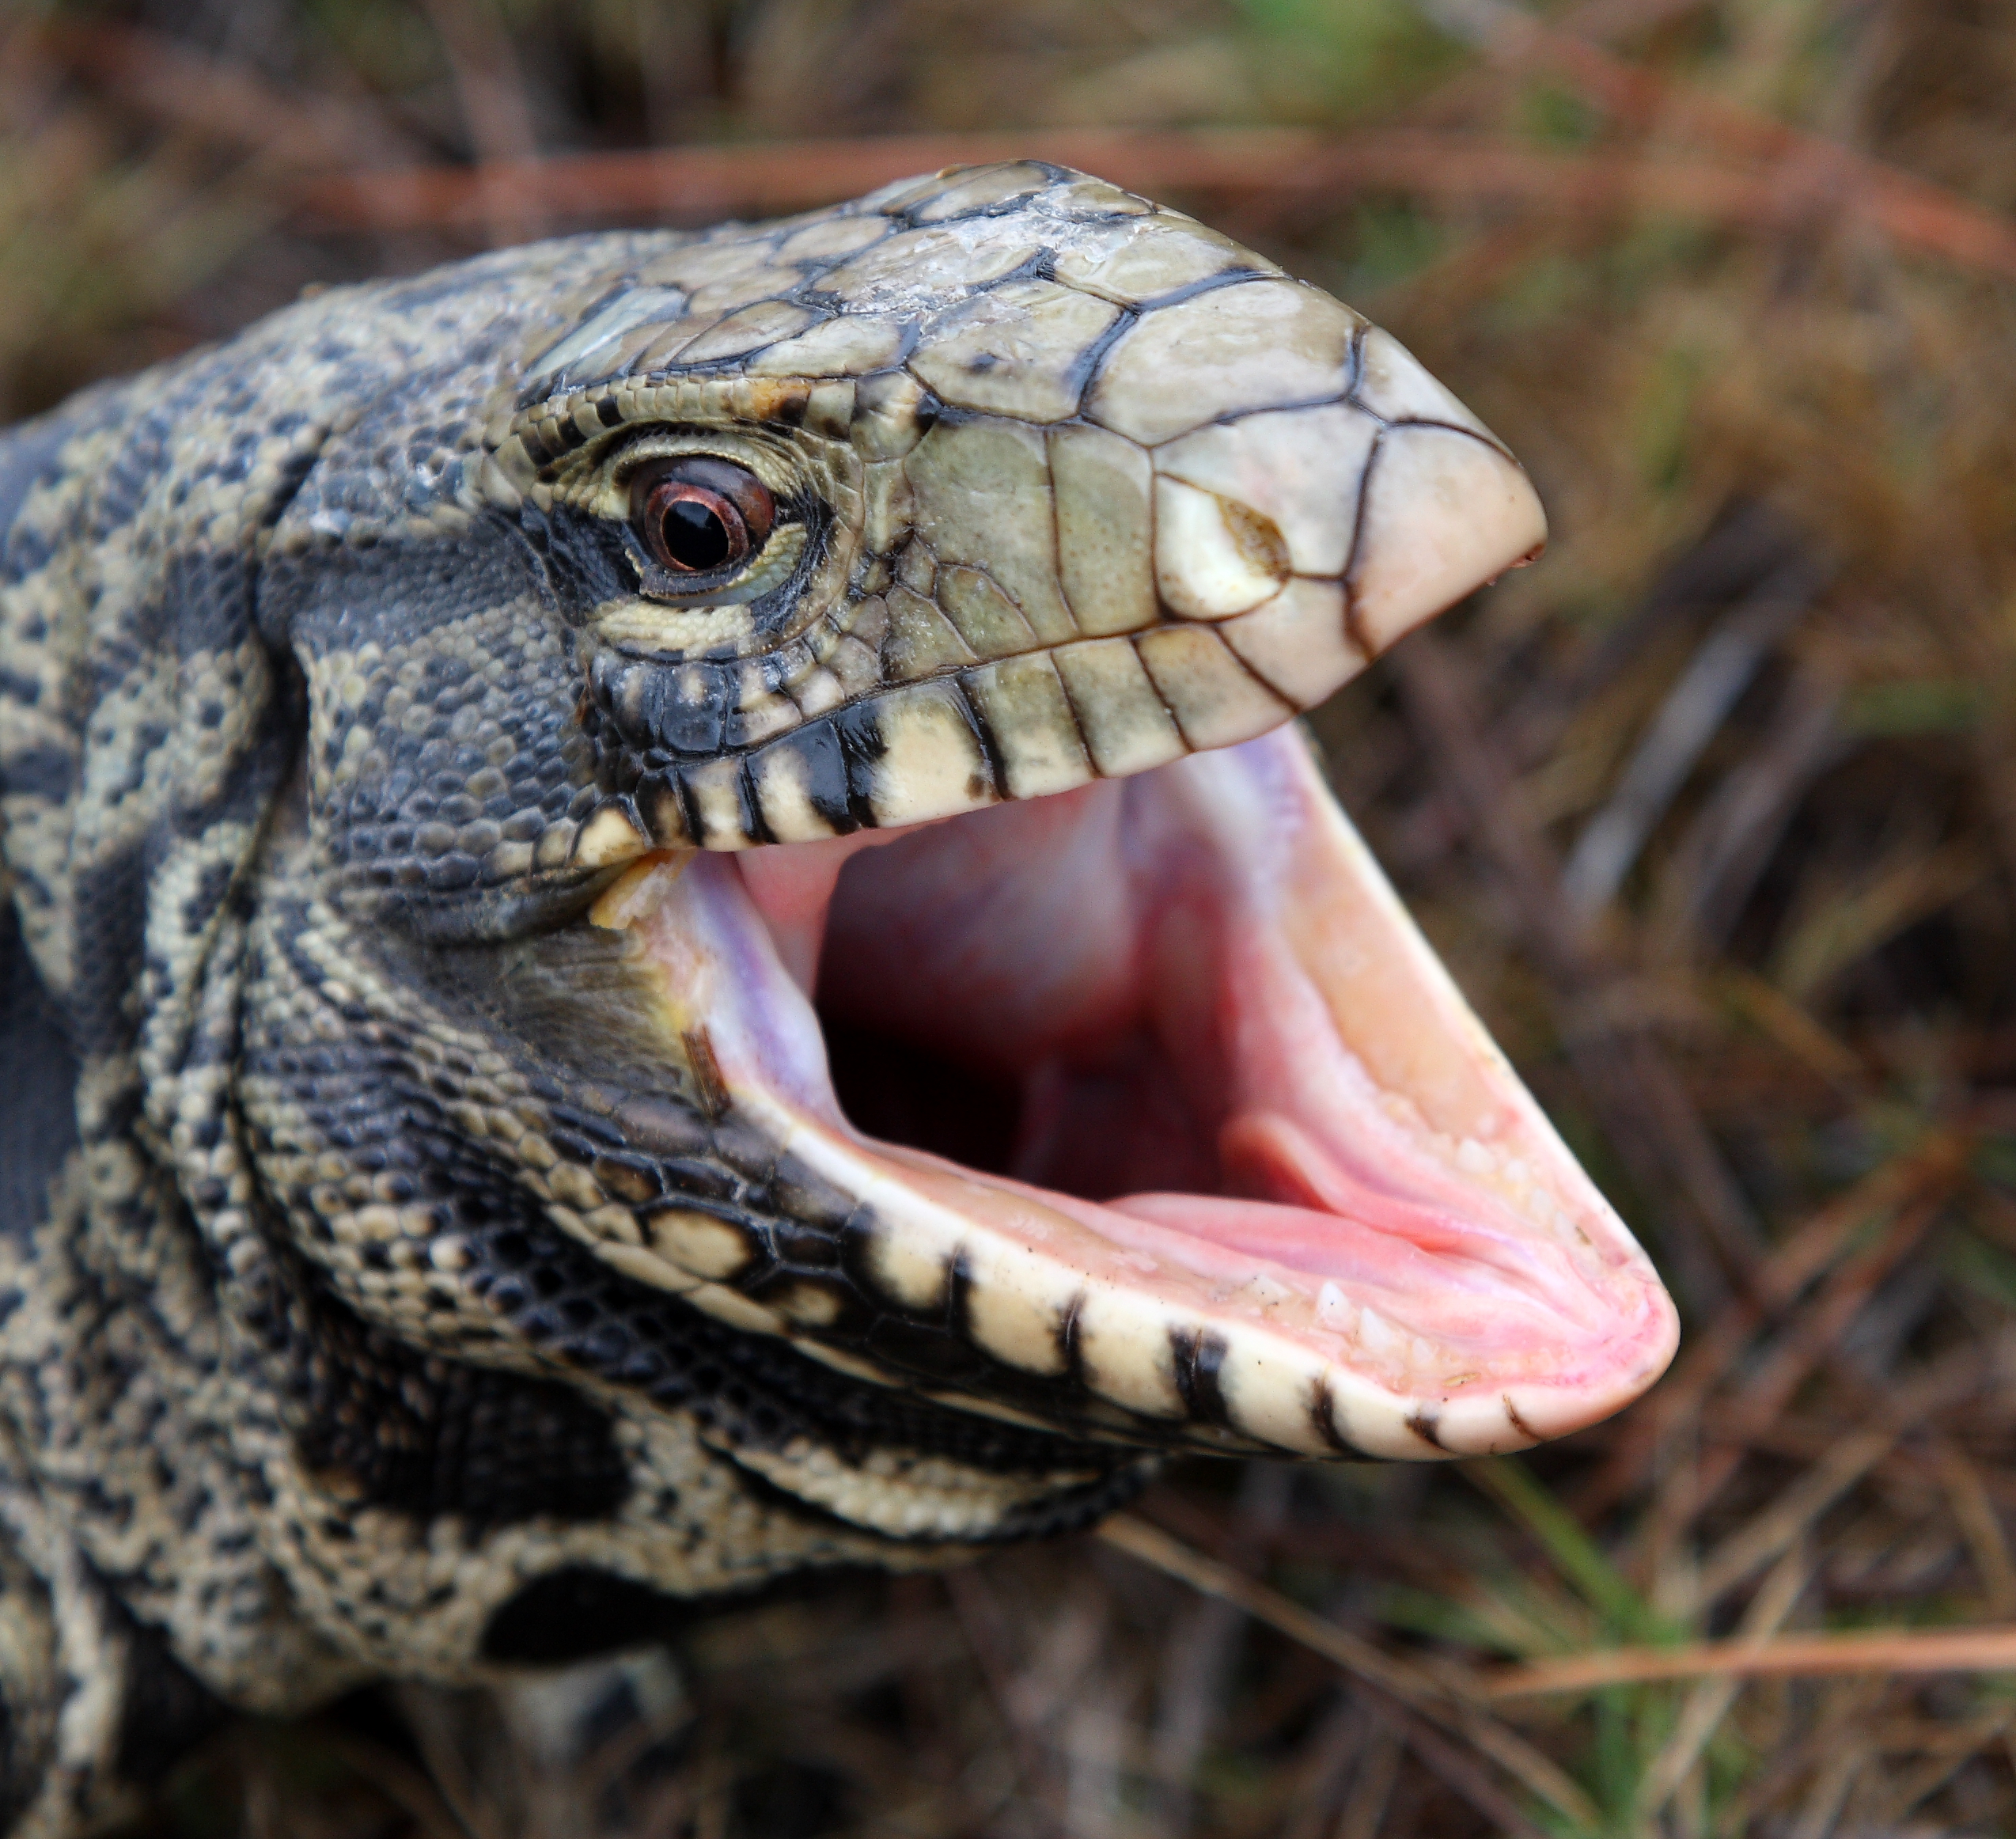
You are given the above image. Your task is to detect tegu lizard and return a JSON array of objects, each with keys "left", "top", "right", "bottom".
[{"left": 0, "top": 161, "right": 1677, "bottom": 1833}]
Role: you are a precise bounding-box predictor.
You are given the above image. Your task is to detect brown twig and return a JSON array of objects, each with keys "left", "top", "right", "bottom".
[
  {"left": 1441, "top": 0, "right": 2016, "bottom": 278},
  {"left": 1485, "top": 1618, "right": 2016, "bottom": 1697},
  {"left": 1674, "top": 1187, "right": 1957, "bottom": 1526},
  {"left": 279, "top": 127, "right": 2016, "bottom": 280},
  {"left": 1561, "top": 555, "right": 1827, "bottom": 918},
  {"left": 1635, "top": 1541, "right": 1812, "bottom": 1817},
  {"left": 942, "top": 1567, "right": 1066, "bottom": 1832},
  {"left": 418, "top": 0, "right": 545, "bottom": 246},
  {"left": 1571, "top": 1131, "right": 1970, "bottom": 1518},
  {"left": 36, "top": 21, "right": 416, "bottom": 170},
  {"left": 1148, "top": 1462, "right": 1292, "bottom": 1833},
  {"left": 1095, "top": 1512, "right": 1602, "bottom": 1830}
]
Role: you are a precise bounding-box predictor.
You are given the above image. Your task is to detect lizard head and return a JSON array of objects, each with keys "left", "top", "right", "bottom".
[{"left": 241, "top": 163, "right": 1674, "bottom": 1668}]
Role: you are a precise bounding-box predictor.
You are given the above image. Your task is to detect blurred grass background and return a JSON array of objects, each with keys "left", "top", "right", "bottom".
[{"left": 13, "top": 0, "right": 2016, "bottom": 1832}]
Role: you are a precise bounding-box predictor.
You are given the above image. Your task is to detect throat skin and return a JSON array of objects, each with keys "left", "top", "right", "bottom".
[{"left": 0, "top": 159, "right": 1666, "bottom": 1833}]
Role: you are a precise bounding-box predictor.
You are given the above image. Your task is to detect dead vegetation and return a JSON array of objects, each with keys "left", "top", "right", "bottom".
[{"left": 13, "top": 0, "right": 2016, "bottom": 1831}]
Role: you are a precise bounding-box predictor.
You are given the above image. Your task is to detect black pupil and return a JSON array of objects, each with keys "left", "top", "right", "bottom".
[{"left": 661, "top": 495, "right": 732, "bottom": 571}]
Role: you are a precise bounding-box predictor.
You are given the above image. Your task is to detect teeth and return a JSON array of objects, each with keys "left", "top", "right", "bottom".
[
  {"left": 753, "top": 1086, "right": 1663, "bottom": 1464},
  {"left": 491, "top": 170, "right": 1669, "bottom": 1490},
  {"left": 1241, "top": 1272, "right": 1293, "bottom": 1309}
]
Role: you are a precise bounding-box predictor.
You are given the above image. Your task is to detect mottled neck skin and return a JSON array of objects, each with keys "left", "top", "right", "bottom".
[{"left": 0, "top": 161, "right": 1665, "bottom": 1833}]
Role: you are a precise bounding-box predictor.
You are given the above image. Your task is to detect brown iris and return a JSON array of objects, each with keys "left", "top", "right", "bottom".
[{"left": 629, "top": 457, "right": 776, "bottom": 576}]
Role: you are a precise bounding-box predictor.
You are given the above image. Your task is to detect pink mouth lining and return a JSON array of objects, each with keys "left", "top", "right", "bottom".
[{"left": 598, "top": 727, "right": 1677, "bottom": 1435}]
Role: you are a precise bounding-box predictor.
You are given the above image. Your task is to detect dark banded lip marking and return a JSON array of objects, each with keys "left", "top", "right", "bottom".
[
  {"left": 733, "top": 758, "right": 775, "bottom": 845},
  {"left": 1308, "top": 1376, "right": 1367, "bottom": 1458},
  {"left": 945, "top": 1244, "right": 976, "bottom": 1336},
  {"left": 1404, "top": 1408, "right": 1446, "bottom": 1453},
  {"left": 832, "top": 703, "right": 887, "bottom": 831},
  {"left": 1057, "top": 1289, "right": 1089, "bottom": 1391},
  {"left": 1169, "top": 1327, "right": 1231, "bottom": 1427},
  {"left": 665, "top": 764, "right": 705, "bottom": 847},
  {"left": 949, "top": 673, "right": 1007, "bottom": 796}
]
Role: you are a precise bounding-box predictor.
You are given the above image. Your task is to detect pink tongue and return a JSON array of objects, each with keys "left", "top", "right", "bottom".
[{"left": 1103, "top": 1110, "right": 1616, "bottom": 1342}]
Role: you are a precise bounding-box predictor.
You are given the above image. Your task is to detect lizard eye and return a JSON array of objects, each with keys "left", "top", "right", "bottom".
[{"left": 629, "top": 457, "right": 776, "bottom": 576}]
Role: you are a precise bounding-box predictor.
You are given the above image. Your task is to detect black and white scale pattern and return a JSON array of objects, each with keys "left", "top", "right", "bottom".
[{"left": 0, "top": 162, "right": 1552, "bottom": 1833}]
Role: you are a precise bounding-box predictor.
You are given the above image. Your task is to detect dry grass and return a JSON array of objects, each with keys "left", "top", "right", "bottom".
[{"left": 12, "top": 0, "right": 2016, "bottom": 1831}]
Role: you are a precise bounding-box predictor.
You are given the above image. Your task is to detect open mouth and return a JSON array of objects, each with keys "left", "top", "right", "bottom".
[{"left": 590, "top": 725, "right": 1678, "bottom": 1462}]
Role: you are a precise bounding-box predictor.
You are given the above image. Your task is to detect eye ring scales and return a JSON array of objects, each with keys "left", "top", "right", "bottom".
[{"left": 630, "top": 456, "right": 776, "bottom": 576}]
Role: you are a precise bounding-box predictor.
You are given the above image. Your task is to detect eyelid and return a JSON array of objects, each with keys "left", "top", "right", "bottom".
[{"left": 603, "top": 519, "right": 812, "bottom": 628}]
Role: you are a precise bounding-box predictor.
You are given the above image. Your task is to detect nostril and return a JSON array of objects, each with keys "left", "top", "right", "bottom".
[{"left": 1154, "top": 478, "right": 1291, "bottom": 620}]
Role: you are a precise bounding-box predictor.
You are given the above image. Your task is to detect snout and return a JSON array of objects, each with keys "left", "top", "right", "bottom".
[{"left": 1127, "top": 299, "right": 1548, "bottom": 671}]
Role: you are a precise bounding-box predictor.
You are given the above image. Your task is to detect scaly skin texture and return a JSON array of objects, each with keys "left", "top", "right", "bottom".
[{"left": 0, "top": 163, "right": 1560, "bottom": 1833}]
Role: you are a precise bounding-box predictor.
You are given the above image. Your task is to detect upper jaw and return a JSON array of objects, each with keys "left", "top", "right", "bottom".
[
  {"left": 513, "top": 231, "right": 1549, "bottom": 866},
  {"left": 585, "top": 726, "right": 1679, "bottom": 1462}
]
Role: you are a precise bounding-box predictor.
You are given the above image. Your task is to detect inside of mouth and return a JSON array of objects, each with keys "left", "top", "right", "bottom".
[
  {"left": 717, "top": 732, "right": 1651, "bottom": 1397},
  {"left": 812, "top": 787, "right": 1220, "bottom": 1206}
]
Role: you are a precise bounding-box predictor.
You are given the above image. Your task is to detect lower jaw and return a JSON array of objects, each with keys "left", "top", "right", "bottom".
[{"left": 589, "top": 727, "right": 1680, "bottom": 1461}]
